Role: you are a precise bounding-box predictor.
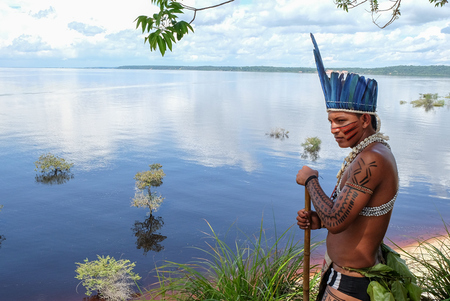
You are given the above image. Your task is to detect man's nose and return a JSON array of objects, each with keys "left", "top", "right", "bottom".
[{"left": 331, "top": 126, "right": 340, "bottom": 134}]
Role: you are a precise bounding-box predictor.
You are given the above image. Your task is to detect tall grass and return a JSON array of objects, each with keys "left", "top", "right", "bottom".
[
  {"left": 394, "top": 220, "right": 450, "bottom": 301},
  {"left": 142, "top": 220, "right": 320, "bottom": 301}
]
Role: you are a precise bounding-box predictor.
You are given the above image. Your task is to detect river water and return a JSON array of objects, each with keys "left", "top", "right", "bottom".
[{"left": 0, "top": 68, "right": 449, "bottom": 300}]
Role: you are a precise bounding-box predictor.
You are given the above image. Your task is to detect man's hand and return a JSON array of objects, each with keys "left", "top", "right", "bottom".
[
  {"left": 296, "top": 166, "right": 319, "bottom": 186},
  {"left": 297, "top": 209, "right": 322, "bottom": 230}
]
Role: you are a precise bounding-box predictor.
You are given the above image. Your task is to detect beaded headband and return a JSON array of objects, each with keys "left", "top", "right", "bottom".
[{"left": 310, "top": 33, "right": 378, "bottom": 115}]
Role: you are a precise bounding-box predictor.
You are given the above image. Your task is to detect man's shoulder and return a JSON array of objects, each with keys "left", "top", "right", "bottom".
[{"left": 359, "top": 142, "right": 395, "bottom": 166}]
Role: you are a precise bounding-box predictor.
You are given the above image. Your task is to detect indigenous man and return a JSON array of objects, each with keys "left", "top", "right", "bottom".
[{"left": 296, "top": 34, "right": 399, "bottom": 301}]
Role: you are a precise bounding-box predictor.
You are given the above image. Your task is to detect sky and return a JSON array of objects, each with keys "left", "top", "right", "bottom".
[{"left": 1, "top": 0, "right": 450, "bottom": 68}]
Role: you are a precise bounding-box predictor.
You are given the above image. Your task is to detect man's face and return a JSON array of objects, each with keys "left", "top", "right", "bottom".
[{"left": 328, "top": 111, "right": 363, "bottom": 148}]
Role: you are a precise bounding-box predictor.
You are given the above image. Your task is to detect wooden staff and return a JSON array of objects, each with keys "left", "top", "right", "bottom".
[{"left": 303, "top": 188, "right": 311, "bottom": 301}]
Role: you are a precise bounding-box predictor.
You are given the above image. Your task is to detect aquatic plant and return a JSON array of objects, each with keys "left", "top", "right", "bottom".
[
  {"left": 411, "top": 93, "right": 445, "bottom": 111},
  {"left": 266, "top": 128, "right": 289, "bottom": 139},
  {"left": 301, "top": 137, "right": 322, "bottom": 161},
  {"left": 75, "top": 255, "right": 141, "bottom": 301},
  {"left": 34, "top": 153, "right": 74, "bottom": 175},
  {"left": 144, "top": 220, "right": 321, "bottom": 300},
  {"left": 132, "top": 164, "right": 166, "bottom": 215}
]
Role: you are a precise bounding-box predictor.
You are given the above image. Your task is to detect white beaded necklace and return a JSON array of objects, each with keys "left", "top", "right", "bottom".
[{"left": 335, "top": 132, "right": 390, "bottom": 186}]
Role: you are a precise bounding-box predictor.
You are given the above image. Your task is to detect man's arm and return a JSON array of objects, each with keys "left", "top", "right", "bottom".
[{"left": 298, "top": 152, "right": 383, "bottom": 233}]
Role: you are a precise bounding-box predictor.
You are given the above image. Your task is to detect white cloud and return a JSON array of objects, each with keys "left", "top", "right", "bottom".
[{"left": 1, "top": 0, "right": 450, "bottom": 67}]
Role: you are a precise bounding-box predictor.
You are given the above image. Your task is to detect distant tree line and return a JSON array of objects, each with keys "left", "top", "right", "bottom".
[{"left": 116, "top": 65, "right": 450, "bottom": 77}]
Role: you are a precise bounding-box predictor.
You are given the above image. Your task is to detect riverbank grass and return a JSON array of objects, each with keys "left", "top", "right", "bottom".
[
  {"left": 395, "top": 221, "right": 450, "bottom": 300},
  {"left": 143, "top": 220, "right": 320, "bottom": 300}
]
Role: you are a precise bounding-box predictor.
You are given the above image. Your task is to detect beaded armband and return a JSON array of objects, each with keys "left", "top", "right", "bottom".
[{"left": 344, "top": 182, "right": 373, "bottom": 195}]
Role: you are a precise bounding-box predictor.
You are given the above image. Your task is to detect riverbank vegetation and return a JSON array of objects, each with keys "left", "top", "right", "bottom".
[
  {"left": 117, "top": 65, "right": 450, "bottom": 77},
  {"left": 395, "top": 222, "right": 450, "bottom": 301},
  {"left": 73, "top": 220, "right": 450, "bottom": 301},
  {"left": 142, "top": 220, "right": 320, "bottom": 301},
  {"left": 75, "top": 255, "right": 141, "bottom": 301}
]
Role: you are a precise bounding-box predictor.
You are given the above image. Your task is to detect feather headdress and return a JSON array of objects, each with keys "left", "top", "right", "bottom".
[{"left": 310, "top": 33, "right": 378, "bottom": 114}]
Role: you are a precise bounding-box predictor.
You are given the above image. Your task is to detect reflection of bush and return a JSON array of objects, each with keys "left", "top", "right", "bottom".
[
  {"left": 0, "top": 235, "right": 5, "bottom": 249},
  {"left": 132, "top": 215, "right": 167, "bottom": 254},
  {"left": 301, "top": 137, "right": 321, "bottom": 161},
  {"left": 35, "top": 172, "right": 74, "bottom": 185}
]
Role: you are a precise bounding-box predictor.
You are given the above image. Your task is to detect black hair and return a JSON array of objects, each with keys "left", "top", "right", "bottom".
[
  {"left": 370, "top": 115, "right": 377, "bottom": 130},
  {"left": 356, "top": 113, "right": 377, "bottom": 130}
]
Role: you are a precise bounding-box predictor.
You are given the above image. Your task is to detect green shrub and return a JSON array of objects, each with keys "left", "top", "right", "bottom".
[
  {"left": 34, "top": 153, "right": 74, "bottom": 175},
  {"left": 301, "top": 137, "right": 321, "bottom": 161},
  {"left": 132, "top": 164, "right": 166, "bottom": 215},
  {"left": 134, "top": 164, "right": 165, "bottom": 190},
  {"left": 75, "top": 255, "right": 141, "bottom": 301},
  {"left": 411, "top": 93, "right": 445, "bottom": 111}
]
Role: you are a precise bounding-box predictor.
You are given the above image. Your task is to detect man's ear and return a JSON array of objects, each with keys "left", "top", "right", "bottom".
[{"left": 361, "top": 113, "right": 371, "bottom": 129}]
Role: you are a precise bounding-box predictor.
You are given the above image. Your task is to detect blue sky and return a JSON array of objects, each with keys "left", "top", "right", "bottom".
[{"left": 1, "top": 0, "right": 450, "bottom": 68}]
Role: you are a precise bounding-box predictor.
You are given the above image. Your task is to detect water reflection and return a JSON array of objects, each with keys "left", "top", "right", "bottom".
[
  {"left": 0, "top": 235, "right": 5, "bottom": 249},
  {"left": 35, "top": 172, "right": 74, "bottom": 185},
  {"left": 132, "top": 215, "right": 167, "bottom": 255}
]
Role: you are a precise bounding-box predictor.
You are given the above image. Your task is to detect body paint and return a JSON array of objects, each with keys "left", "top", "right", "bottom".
[{"left": 332, "top": 121, "right": 359, "bottom": 141}]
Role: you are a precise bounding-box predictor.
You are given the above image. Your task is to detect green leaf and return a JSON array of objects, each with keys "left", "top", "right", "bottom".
[
  {"left": 359, "top": 263, "right": 395, "bottom": 278},
  {"left": 405, "top": 282, "right": 422, "bottom": 301},
  {"left": 157, "top": 35, "right": 166, "bottom": 56},
  {"left": 367, "top": 281, "right": 395, "bottom": 301},
  {"left": 386, "top": 251, "right": 415, "bottom": 281},
  {"left": 391, "top": 280, "right": 408, "bottom": 301},
  {"left": 148, "top": 31, "right": 159, "bottom": 50},
  {"left": 162, "top": 32, "right": 173, "bottom": 51}
]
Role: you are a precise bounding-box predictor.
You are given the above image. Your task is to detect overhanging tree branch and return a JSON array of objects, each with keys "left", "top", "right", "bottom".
[{"left": 135, "top": 0, "right": 235, "bottom": 56}]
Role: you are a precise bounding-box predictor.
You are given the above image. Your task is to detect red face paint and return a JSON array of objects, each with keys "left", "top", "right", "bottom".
[{"left": 331, "top": 121, "right": 359, "bottom": 141}]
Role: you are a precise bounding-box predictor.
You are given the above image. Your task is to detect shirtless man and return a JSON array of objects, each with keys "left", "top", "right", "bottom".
[{"left": 296, "top": 34, "right": 399, "bottom": 301}]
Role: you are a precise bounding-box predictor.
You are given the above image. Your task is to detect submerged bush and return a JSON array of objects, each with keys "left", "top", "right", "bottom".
[
  {"left": 411, "top": 93, "right": 445, "bottom": 111},
  {"left": 132, "top": 164, "right": 166, "bottom": 215},
  {"left": 75, "top": 255, "right": 141, "bottom": 301},
  {"left": 145, "top": 220, "right": 320, "bottom": 300},
  {"left": 34, "top": 153, "right": 74, "bottom": 175},
  {"left": 266, "top": 128, "right": 289, "bottom": 139},
  {"left": 301, "top": 137, "right": 322, "bottom": 161}
]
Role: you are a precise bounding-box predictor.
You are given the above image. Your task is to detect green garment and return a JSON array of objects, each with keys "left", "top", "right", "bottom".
[{"left": 351, "top": 244, "right": 422, "bottom": 301}]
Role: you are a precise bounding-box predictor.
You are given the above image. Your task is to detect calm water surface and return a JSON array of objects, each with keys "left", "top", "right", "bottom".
[{"left": 0, "top": 68, "right": 449, "bottom": 300}]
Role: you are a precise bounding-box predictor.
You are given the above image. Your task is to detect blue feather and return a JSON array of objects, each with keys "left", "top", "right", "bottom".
[
  {"left": 353, "top": 76, "right": 367, "bottom": 111},
  {"left": 310, "top": 33, "right": 377, "bottom": 113},
  {"left": 311, "top": 33, "right": 330, "bottom": 102}
]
